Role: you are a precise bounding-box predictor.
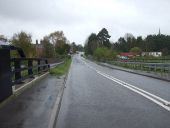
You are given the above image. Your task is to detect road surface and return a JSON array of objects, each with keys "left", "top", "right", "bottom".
[{"left": 56, "top": 54, "right": 170, "bottom": 128}]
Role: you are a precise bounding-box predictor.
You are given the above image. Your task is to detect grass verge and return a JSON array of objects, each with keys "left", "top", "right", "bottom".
[{"left": 50, "top": 58, "right": 71, "bottom": 76}]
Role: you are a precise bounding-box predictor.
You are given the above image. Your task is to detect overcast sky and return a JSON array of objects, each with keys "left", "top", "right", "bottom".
[{"left": 0, "top": 0, "right": 170, "bottom": 44}]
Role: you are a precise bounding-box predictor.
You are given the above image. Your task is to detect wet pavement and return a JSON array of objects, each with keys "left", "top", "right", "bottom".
[
  {"left": 85, "top": 59, "right": 170, "bottom": 102},
  {"left": 56, "top": 55, "right": 170, "bottom": 128},
  {"left": 0, "top": 75, "right": 65, "bottom": 128}
]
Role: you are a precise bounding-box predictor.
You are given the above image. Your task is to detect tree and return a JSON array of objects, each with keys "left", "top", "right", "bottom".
[
  {"left": 84, "top": 28, "right": 111, "bottom": 55},
  {"left": 47, "top": 31, "right": 70, "bottom": 55},
  {"left": 48, "top": 31, "right": 67, "bottom": 46},
  {"left": 70, "top": 42, "right": 77, "bottom": 53},
  {"left": 0, "top": 35, "right": 7, "bottom": 42},
  {"left": 94, "top": 47, "right": 117, "bottom": 61},
  {"left": 55, "top": 41, "right": 70, "bottom": 55},
  {"left": 84, "top": 33, "right": 98, "bottom": 55},
  {"left": 97, "top": 28, "right": 111, "bottom": 48},
  {"left": 113, "top": 33, "right": 170, "bottom": 56},
  {"left": 41, "top": 37, "right": 56, "bottom": 58},
  {"left": 124, "top": 33, "right": 135, "bottom": 41},
  {"left": 161, "top": 48, "right": 169, "bottom": 56},
  {"left": 130, "top": 47, "right": 142, "bottom": 55},
  {"left": 76, "top": 44, "right": 84, "bottom": 51},
  {"left": 11, "top": 31, "right": 36, "bottom": 57}
]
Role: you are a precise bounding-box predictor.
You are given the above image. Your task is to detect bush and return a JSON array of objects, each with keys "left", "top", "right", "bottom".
[
  {"left": 130, "top": 47, "right": 142, "bottom": 55},
  {"left": 94, "top": 47, "right": 117, "bottom": 61}
]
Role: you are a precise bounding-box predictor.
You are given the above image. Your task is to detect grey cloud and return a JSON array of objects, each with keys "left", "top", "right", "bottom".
[
  {"left": 0, "top": 0, "right": 170, "bottom": 44},
  {"left": 0, "top": 0, "right": 86, "bottom": 25}
]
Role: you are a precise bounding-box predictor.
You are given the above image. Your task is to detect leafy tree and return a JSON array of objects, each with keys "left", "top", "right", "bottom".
[
  {"left": 0, "top": 35, "right": 7, "bottom": 42},
  {"left": 70, "top": 42, "right": 77, "bottom": 53},
  {"left": 63, "top": 43, "right": 71, "bottom": 54},
  {"left": 47, "top": 31, "right": 70, "bottom": 55},
  {"left": 76, "top": 44, "right": 84, "bottom": 51},
  {"left": 48, "top": 31, "right": 67, "bottom": 45},
  {"left": 41, "top": 37, "right": 56, "bottom": 58},
  {"left": 94, "top": 47, "right": 116, "bottom": 61},
  {"left": 161, "top": 48, "right": 169, "bottom": 56},
  {"left": 113, "top": 33, "right": 170, "bottom": 56},
  {"left": 11, "top": 31, "right": 36, "bottom": 57},
  {"left": 55, "top": 41, "right": 70, "bottom": 55},
  {"left": 130, "top": 47, "right": 142, "bottom": 55}
]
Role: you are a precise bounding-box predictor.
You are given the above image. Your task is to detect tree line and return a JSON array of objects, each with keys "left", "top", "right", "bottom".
[
  {"left": 0, "top": 31, "right": 83, "bottom": 58},
  {"left": 113, "top": 34, "right": 170, "bottom": 56},
  {"left": 85, "top": 28, "right": 170, "bottom": 60}
]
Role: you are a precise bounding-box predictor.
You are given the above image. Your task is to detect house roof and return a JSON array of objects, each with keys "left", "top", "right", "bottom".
[{"left": 120, "top": 52, "right": 134, "bottom": 57}]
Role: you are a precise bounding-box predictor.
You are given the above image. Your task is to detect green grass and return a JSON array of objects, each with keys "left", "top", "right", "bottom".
[{"left": 50, "top": 58, "right": 71, "bottom": 75}]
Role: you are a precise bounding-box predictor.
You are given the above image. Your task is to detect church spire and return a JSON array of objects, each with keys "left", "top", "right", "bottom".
[{"left": 159, "top": 28, "right": 161, "bottom": 35}]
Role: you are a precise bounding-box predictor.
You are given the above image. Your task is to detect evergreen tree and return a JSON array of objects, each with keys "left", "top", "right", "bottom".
[{"left": 97, "top": 28, "right": 111, "bottom": 48}]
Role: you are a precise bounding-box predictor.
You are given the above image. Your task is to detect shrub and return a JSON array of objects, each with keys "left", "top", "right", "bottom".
[{"left": 94, "top": 47, "right": 117, "bottom": 61}]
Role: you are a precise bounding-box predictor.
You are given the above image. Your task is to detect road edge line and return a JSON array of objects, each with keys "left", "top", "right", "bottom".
[{"left": 48, "top": 85, "right": 65, "bottom": 128}]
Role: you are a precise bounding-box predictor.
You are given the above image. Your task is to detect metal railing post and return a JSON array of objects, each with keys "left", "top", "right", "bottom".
[
  {"left": 45, "top": 59, "right": 50, "bottom": 69},
  {"left": 28, "top": 59, "right": 33, "bottom": 78},
  {"left": 38, "top": 59, "right": 41, "bottom": 73},
  {"left": 14, "top": 59, "right": 21, "bottom": 81},
  {"left": 43, "top": 60, "right": 46, "bottom": 71}
]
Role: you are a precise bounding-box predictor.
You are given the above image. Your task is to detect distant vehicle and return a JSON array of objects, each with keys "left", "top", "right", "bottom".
[{"left": 120, "top": 56, "right": 129, "bottom": 60}]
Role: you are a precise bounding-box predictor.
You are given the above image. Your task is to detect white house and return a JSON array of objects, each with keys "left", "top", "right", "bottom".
[{"left": 142, "top": 52, "right": 162, "bottom": 57}]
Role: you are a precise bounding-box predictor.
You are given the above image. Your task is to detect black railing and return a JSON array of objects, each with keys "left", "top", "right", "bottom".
[{"left": 11, "top": 58, "right": 50, "bottom": 85}]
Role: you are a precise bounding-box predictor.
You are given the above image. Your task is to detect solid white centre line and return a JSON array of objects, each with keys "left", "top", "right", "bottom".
[{"left": 81, "top": 58, "right": 170, "bottom": 112}]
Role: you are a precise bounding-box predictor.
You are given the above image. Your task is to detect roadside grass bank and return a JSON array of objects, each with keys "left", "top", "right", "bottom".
[{"left": 50, "top": 58, "right": 72, "bottom": 76}]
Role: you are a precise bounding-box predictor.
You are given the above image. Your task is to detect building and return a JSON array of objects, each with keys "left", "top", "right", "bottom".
[
  {"left": 142, "top": 52, "right": 162, "bottom": 57},
  {"left": 119, "top": 52, "right": 136, "bottom": 59},
  {"left": 33, "top": 40, "right": 43, "bottom": 57}
]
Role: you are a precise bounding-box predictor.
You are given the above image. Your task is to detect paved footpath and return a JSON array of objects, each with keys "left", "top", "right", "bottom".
[{"left": 0, "top": 75, "right": 65, "bottom": 128}]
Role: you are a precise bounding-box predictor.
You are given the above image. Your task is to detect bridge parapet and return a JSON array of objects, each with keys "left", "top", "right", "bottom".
[{"left": 0, "top": 42, "right": 49, "bottom": 102}]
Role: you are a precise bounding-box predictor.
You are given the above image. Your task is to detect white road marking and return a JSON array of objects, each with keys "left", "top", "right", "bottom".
[{"left": 81, "top": 58, "right": 170, "bottom": 112}]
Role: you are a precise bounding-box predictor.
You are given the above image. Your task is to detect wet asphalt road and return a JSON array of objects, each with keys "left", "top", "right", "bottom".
[
  {"left": 0, "top": 75, "right": 64, "bottom": 128},
  {"left": 56, "top": 54, "right": 170, "bottom": 128}
]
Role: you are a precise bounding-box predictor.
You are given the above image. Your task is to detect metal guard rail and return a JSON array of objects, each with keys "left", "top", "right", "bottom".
[{"left": 108, "top": 61, "right": 170, "bottom": 73}]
